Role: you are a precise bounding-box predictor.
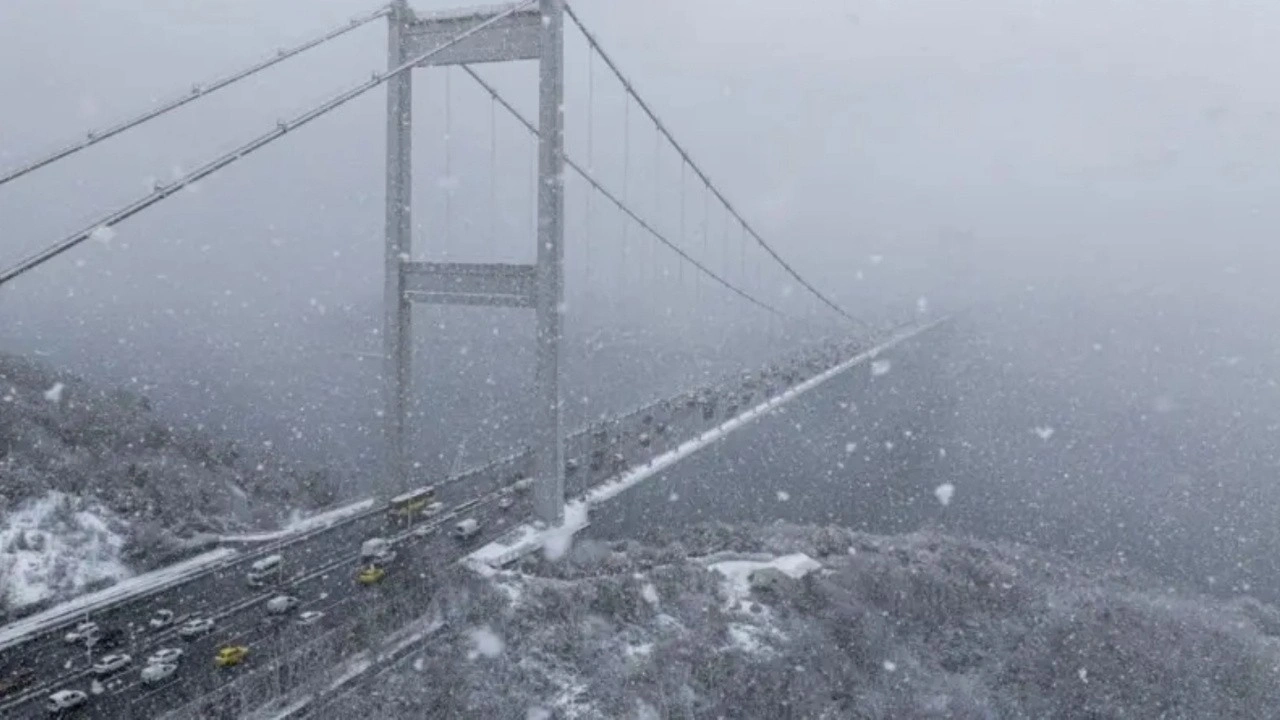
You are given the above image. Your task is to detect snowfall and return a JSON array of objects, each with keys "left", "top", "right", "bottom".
[{"left": 321, "top": 522, "right": 1280, "bottom": 719}]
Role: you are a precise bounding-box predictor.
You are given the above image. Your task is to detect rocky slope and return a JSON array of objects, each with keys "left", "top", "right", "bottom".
[
  {"left": 0, "top": 353, "right": 340, "bottom": 610},
  {"left": 326, "top": 523, "right": 1280, "bottom": 719}
]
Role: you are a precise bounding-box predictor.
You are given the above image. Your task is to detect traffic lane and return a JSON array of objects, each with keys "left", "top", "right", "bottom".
[
  {"left": 136, "top": 500, "right": 520, "bottom": 718},
  {"left": 9, "top": 514, "right": 384, "bottom": 701},
  {"left": 7, "top": 560, "right": 364, "bottom": 719},
  {"left": 2, "top": 506, "right": 384, "bottom": 675},
  {"left": 3, "top": 534, "right": 369, "bottom": 716},
  {"left": 114, "top": 516, "right": 460, "bottom": 717},
  {"left": 122, "top": 589, "right": 364, "bottom": 718},
  {"left": 7, "top": 491, "right": 524, "bottom": 718}
]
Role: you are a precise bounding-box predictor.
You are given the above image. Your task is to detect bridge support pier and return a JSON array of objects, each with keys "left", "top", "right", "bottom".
[{"left": 380, "top": 0, "right": 566, "bottom": 524}]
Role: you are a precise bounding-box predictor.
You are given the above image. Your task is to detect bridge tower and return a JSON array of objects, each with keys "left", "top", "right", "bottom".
[{"left": 382, "top": 0, "right": 567, "bottom": 524}]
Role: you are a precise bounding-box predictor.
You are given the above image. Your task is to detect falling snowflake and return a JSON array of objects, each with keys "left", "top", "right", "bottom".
[
  {"left": 668, "top": 492, "right": 679, "bottom": 502},
  {"left": 883, "top": 660, "right": 897, "bottom": 672},
  {"left": 869, "top": 254, "right": 884, "bottom": 265},
  {"left": 934, "top": 483, "right": 955, "bottom": 506},
  {"left": 466, "top": 626, "right": 504, "bottom": 660},
  {"left": 90, "top": 225, "right": 116, "bottom": 244},
  {"left": 1078, "top": 668, "right": 1088, "bottom": 683},
  {"left": 1033, "top": 426, "right": 1055, "bottom": 440},
  {"left": 641, "top": 583, "right": 659, "bottom": 605},
  {"left": 844, "top": 442, "right": 856, "bottom": 454},
  {"left": 44, "top": 382, "right": 65, "bottom": 403},
  {"left": 776, "top": 490, "right": 790, "bottom": 502},
  {"left": 870, "top": 359, "right": 891, "bottom": 377},
  {"left": 916, "top": 296, "right": 929, "bottom": 314}
]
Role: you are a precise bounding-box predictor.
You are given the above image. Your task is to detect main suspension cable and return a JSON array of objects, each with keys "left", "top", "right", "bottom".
[
  {"left": 0, "top": 1, "right": 536, "bottom": 287},
  {"left": 563, "top": 2, "right": 863, "bottom": 329},
  {"left": 458, "top": 63, "right": 790, "bottom": 321},
  {"left": 0, "top": 4, "right": 392, "bottom": 189}
]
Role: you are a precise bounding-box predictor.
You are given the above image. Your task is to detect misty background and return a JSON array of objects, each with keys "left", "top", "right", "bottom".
[{"left": 2, "top": 0, "right": 1278, "bottom": 600}]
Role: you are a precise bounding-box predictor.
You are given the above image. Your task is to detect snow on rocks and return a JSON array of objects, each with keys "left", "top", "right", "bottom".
[
  {"left": 705, "top": 552, "right": 822, "bottom": 613},
  {"left": 0, "top": 491, "right": 132, "bottom": 608}
]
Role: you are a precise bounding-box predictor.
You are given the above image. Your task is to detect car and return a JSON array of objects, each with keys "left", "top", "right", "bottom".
[
  {"left": 140, "top": 662, "right": 178, "bottom": 685},
  {"left": 265, "top": 595, "right": 300, "bottom": 615},
  {"left": 498, "top": 496, "right": 514, "bottom": 510},
  {"left": 147, "top": 648, "right": 184, "bottom": 665},
  {"left": 63, "top": 621, "right": 98, "bottom": 644},
  {"left": 411, "top": 523, "right": 437, "bottom": 538},
  {"left": 451, "top": 518, "right": 481, "bottom": 540},
  {"left": 512, "top": 477, "right": 534, "bottom": 493},
  {"left": 85, "top": 628, "right": 124, "bottom": 651},
  {"left": 0, "top": 669, "right": 35, "bottom": 698},
  {"left": 296, "top": 611, "right": 325, "bottom": 626},
  {"left": 359, "top": 538, "right": 396, "bottom": 566},
  {"left": 214, "top": 646, "right": 248, "bottom": 668},
  {"left": 91, "top": 653, "right": 132, "bottom": 677},
  {"left": 357, "top": 565, "right": 385, "bottom": 585},
  {"left": 46, "top": 689, "right": 87, "bottom": 714},
  {"left": 178, "top": 618, "right": 215, "bottom": 640},
  {"left": 246, "top": 554, "right": 283, "bottom": 588},
  {"left": 148, "top": 609, "right": 175, "bottom": 629},
  {"left": 423, "top": 500, "right": 445, "bottom": 516}
]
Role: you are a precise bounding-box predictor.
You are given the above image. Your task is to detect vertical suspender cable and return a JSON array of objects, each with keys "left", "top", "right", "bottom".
[
  {"left": 489, "top": 96, "right": 497, "bottom": 254},
  {"left": 621, "top": 93, "right": 633, "bottom": 306},
  {"left": 585, "top": 47, "right": 595, "bottom": 307},
  {"left": 678, "top": 161, "right": 686, "bottom": 285},
  {"left": 445, "top": 67, "right": 456, "bottom": 255},
  {"left": 652, "top": 123, "right": 661, "bottom": 286}
]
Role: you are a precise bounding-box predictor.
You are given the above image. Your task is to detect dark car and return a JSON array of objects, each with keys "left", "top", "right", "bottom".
[
  {"left": 0, "top": 669, "right": 35, "bottom": 698},
  {"left": 86, "top": 627, "right": 126, "bottom": 651}
]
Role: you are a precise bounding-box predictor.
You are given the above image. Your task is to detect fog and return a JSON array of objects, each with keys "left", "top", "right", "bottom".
[{"left": 2, "top": 0, "right": 1278, "bottom": 592}]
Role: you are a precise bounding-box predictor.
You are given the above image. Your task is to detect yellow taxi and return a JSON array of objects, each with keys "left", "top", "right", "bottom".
[
  {"left": 357, "top": 564, "right": 386, "bottom": 585},
  {"left": 214, "top": 645, "right": 249, "bottom": 668}
]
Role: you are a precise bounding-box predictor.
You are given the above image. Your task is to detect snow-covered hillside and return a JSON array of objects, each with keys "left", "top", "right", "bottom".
[
  {"left": 326, "top": 523, "right": 1280, "bottom": 719},
  {"left": 0, "top": 352, "right": 341, "bottom": 612}
]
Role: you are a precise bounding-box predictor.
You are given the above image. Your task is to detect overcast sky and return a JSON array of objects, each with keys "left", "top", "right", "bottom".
[
  {"left": 1, "top": 0, "right": 1277, "bottom": 460},
  {"left": 3, "top": 0, "right": 1276, "bottom": 313}
]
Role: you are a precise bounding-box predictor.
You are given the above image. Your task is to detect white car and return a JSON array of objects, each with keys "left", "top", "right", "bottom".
[
  {"left": 147, "top": 648, "right": 184, "bottom": 665},
  {"left": 63, "top": 621, "right": 99, "bottom": 644},
  {"left": 265, "top": 595, "right": 300, "bottom": 615},
  {"left": 246, "top": 554, "right": 283, "bottom": 588},
  {"left": 360, "top": 538, "right": 396, "bottom": 566},
  {"left": 148, "top": 609, "right": 175, "bottom": 629},
  {"left": 423, "top": 501, "right": 445, "bottom": 516},
  {"left": 411, "top": 523, "right": 437, "bottom": 538},
  {"left": 91, "top": 653, "right": 132, "bottom": 677},
  {"left": 140, "top": 662, "right": 178, "bottom": 685},
  {"left": 178, "top": 618, "right": 214, "bottom": 640},
  {"left": 452, "top": 518, "right": 481, "bottom": 540},
  {"left": 296, "top": 611, "right": 324, "bottom": 626},
  {"left": 46, "top": 689, "right": 87, "bottom": 713}
]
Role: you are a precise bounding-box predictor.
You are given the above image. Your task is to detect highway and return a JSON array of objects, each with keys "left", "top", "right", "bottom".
[{"left": 0, "top": 330, "right": 903, "bottom": 718}]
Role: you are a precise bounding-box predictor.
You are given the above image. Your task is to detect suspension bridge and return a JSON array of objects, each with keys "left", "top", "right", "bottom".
[{"left": 0, "top": 2, "right": 944, "bottom": 717}]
